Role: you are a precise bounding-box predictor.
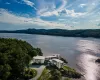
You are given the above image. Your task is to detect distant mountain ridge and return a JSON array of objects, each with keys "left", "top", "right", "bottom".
[{"left": 0, "top": 28, "right": 100, "bottom": 38}]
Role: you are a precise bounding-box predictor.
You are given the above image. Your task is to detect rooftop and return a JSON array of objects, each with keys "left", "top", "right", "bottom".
[
  {"left": 45, "top": 54, "right": 60, "bottom": 58},
  {"left": 45, "top": 56, "right": 57, "bottom": 58},
  {"left": 52, "top": 59, "right": 63, "bottom": 63},
  {"left": 33, "top": 56, "right": 45, "bottom": 59}
]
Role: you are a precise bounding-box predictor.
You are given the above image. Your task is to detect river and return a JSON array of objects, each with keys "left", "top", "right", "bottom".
[{"left": 0, "top": 33, "right": 100, "bottom": 80}]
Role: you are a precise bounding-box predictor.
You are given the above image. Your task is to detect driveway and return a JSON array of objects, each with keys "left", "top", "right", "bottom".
[{"left": 30, "top": 65, "right": 45, "bottom": 80}]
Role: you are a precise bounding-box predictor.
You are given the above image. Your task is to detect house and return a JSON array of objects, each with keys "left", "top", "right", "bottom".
[
  {"left": 52, "top": 54, "right": 60, "bottom": 58},
  {"left": 50, "top": 59, "right": 64, "bottom": 68},
  {"left": 32, "top": 54, "right": 64, "bottom": 68},
  {"left": 45, "top": 56, "right": 57, "bottom": 60},
  {"left": 33, "top": 56, "right": 45, "bottom": 64},
  {"left": 45, "top": 54, "right": 60, "bottom": 60}
]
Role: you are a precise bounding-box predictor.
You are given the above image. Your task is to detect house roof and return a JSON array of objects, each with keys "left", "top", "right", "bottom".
[
  {"left": 52, "top": 59, "right": 63, "bottom": 63},
  {"left": 45, "top": 54, "right": 60, "bottom": 59},
  {"left": 45, "top": 56, "right": 56, "bottom": 58},
  {"left": 33, "top": 56, "right": 45, "bottom": 60}
]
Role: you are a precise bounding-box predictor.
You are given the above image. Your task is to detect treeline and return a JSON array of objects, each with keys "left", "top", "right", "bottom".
[
  {"left": 0, "top": 28, "right": 100, "bottom": 38},
  {"left": 0, "top": 38, "right": 42, "bottom": 80}
]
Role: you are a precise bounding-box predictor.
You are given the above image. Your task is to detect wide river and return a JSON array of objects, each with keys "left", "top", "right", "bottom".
[{"left": 0, "top": 33, "right": 100, "bottom": 80}]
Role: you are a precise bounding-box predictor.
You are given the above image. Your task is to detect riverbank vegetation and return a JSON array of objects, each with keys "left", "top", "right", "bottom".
[
  {"left": 0, "top": 38, "right": 42, "bottom": 80},
  {"left": 38, "top": 65, "right": 82, "bottom": 80},
  {"left": 61, "top": 66, "right": 82, "bottom": 78},
  {"left": 37, "top": 68, "right": 62, "bottom": 80}
]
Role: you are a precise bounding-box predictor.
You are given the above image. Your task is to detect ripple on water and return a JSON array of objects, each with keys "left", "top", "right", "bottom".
[
  {"left": 78, "top": 54, "right": 100, "bottom": 80},
  {"left": 77, "top": 40, "right": 100, "bottom": 80}
]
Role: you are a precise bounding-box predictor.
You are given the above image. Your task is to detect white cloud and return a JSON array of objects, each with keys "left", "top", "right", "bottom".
[
  {"left": 92, "top": 3, "right": 96, "bottom": 6},
  {"left": 38, "top": 0, "right": 67, "bottom": 17},
  {"left": 60, "top": 9, "right": 86, "bottom": 17},
  {"left": 58, "top": 19, "right": 66, "bottom": 21},
  {"left": 22, "top": 0, "right": 37, "bottom": 10},
  {"left": 22, "top": 0, "right": 34, "bottom": 7},
  {"left": 38, "top": 0, "right": 86, "bottom": 18},
  {"left": 79, "top": 4, "right": 87, "bottom": 8},
  {"left": 72, "top": 21, "right": 79, "bottom": 24},
  {"left": 0, "top": 8, "right": 70, "bottom": 29}
]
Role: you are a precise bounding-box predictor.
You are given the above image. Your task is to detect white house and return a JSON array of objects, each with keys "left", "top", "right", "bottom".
[
  {"left": 33, "top": 56, "right": 45, "bottom": 64},
  {"left": 45, "top": 56, "right": 57, "bottom": 60},
  {"left": 32, "top": 54, "right": 64, "bottom": 68},
  {"left": 45, "top": 54, "right": 60, "bottom": 60},
  {"left": 51, "top": 59, "right": 64, "bottom": 68},
  {"left": 52, "top": 54, "right": 60, "bottom": 58}
]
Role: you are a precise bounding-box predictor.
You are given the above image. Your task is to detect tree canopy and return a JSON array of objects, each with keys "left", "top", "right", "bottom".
[{"left": 0, "top": 38, "right": 42, "bottom": 80}]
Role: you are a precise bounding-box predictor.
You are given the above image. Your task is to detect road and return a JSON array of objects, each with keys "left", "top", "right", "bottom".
[{"left": 30, "top": 65, "right": 45, "bottom": 80}]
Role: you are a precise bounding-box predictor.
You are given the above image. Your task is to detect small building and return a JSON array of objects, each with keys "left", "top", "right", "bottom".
[
  {"left": 45, "top": 56, "right": 57, "bottom": 60},
  {"left": 52, "top": 54, "right": 60, "bottom": 58},
  {"left": 45, "top": 54, "right": 60, "bottom": 60},
  {"left": 33, "top": 56, "right": 45, "bottom": 64},
  {"left": 51, "top": 59, "right": 64, "bottom": 68}
]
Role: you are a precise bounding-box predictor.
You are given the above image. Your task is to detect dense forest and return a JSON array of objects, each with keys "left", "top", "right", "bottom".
[
  {"left": 0, "top": 38, "right": 42, "bottom": 80},
  {"left": 0, "top": 28, "right": 100, "bottom": 38}
]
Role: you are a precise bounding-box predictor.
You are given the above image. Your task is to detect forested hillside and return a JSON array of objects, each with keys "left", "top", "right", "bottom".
[
  {"left": 0, "top": 38, "right": 42, "bottom": 80},
  {"left": 0, "top": 28, "right": 100, "bottom": 38}
]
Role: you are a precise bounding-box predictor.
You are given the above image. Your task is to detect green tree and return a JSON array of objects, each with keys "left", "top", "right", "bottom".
[
  {"left": 0, "top": 38, "right": 42, "bottom": 80},
  {"left": 50, "top": 69, "right": 62, "bottom": 80}
]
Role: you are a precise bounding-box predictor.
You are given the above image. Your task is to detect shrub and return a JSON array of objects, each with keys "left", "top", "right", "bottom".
[
  {"left": 24, "top": 68, "right": 37, "bottom": 80},
  {"left": 61, "top": 66, "right": 82, "bottom": 78}
]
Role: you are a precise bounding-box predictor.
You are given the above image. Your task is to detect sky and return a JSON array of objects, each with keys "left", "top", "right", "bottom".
[{"left": 0, "top": 0, "right": 100, "bottom": 30}]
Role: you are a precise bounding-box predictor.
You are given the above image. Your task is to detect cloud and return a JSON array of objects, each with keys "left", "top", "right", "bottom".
[
  {"left": 23, "top": 0, "right": 35, "bottom": 7},
  {"left": 38, "top": 0, "right": 67, "bottom": 17},
  {"left": 58, "top": 19, "right": 66, "bottom": 21},
  {"left": 60, "top": 9, "right": 86, "bottom": 17},
  {"left": 72, "top": 21, "right": 79, "bottom": 24},
  {"left": 38, "top": 0, "right": 86, "bottom": 18},
  {"left": 79, "top": 4, "right": 87, "bottom": 8},
  {"left": 22, "top": 0, "right": 34, "bottom": 7},
  {"left": 0, "top": 8, "right": 70, "bottom": 29},
  {"left": 22, "top": 0, "right": 37, "bottom": 10}
]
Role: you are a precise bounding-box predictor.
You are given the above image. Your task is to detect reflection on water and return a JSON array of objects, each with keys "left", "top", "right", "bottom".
[
  {"left": 78, "top": 54, "right": 99, "bottom": 80},
  {"left": 77, "top": 40, "right": 100, "bottom": 53},
  {"left": 77, "top": 40, "right": 100, "bottom": 80},
  {"left": 0, "top": 33, "right": 100, "bottom": 80}
]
